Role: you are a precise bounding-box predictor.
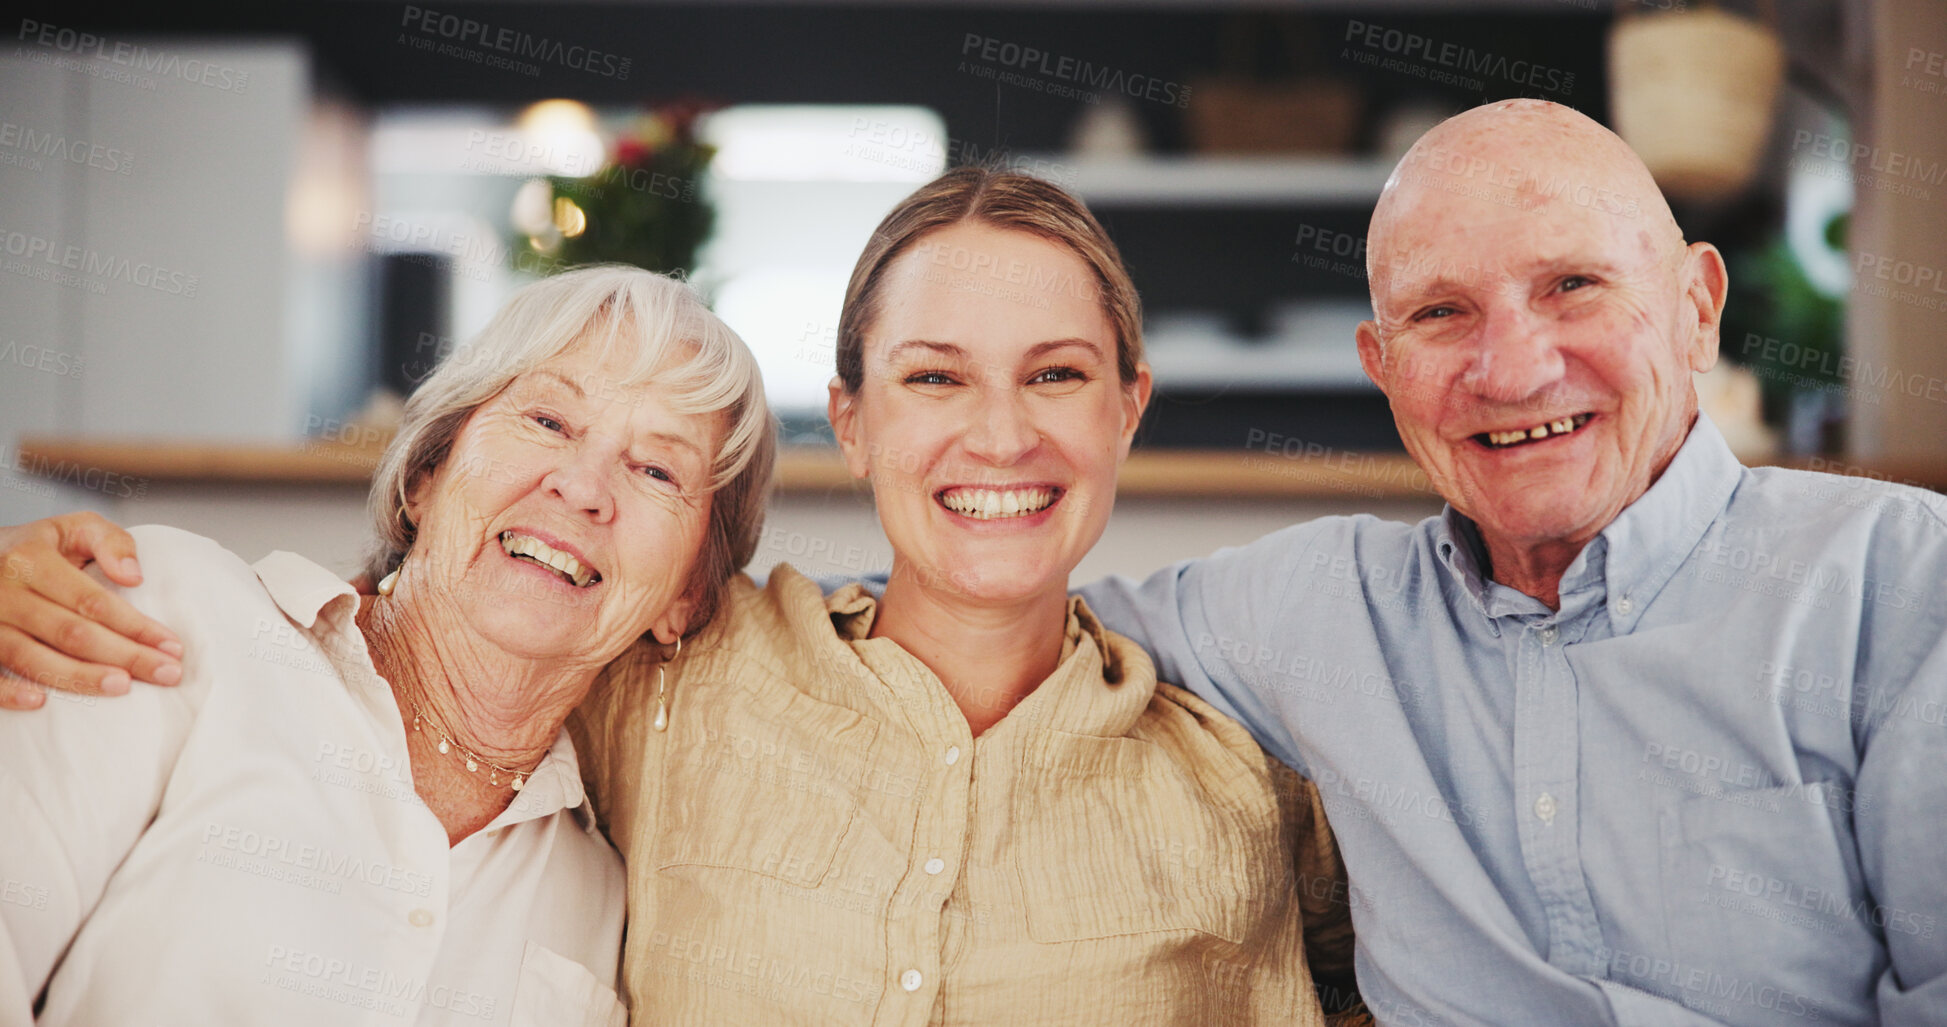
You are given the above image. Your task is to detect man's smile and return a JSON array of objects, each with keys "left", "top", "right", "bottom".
[{"left": 1474, "top": 412, "right": 1594, "bottom": 449}]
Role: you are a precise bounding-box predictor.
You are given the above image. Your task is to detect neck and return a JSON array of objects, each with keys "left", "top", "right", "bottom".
[
  {"left": 873, "top": 559, "right": 1069, "bottom": 737},
  {"left": 1477, "top": 535, "right": 1586, "bottom": 610},
  {"left": 357, "top": 592, "right": 596, "bottom": 771}
]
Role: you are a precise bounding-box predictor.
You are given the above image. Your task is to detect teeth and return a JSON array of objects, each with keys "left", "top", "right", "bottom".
[
  {"left": 1483, "top": 413, "right": 1590, "bottom": 449},
  {"left": 499, "top": 531, "right": 599, "bottom": 587},
  {"left": 940, "top": 486, "right": 1056, "bottom": 520}
]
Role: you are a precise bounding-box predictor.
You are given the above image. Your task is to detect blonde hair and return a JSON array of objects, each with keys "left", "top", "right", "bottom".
[
  {"left": 835, "top": 166, "right": 1144, "bottom": 392},
  {"left": 366, "top": 264, "right": 776, "bottom": 633}
]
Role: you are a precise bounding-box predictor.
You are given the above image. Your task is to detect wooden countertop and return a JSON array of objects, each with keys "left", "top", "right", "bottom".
[{"left": 15, "top": 436, "right": 1947, "bottom": 499}]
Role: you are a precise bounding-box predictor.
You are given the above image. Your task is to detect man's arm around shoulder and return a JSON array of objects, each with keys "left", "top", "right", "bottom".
[{"left": 1081, "top": 518, "right": 1361, "bottom": 775}]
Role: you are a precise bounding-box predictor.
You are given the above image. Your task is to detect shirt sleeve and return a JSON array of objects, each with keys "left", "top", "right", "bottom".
[
  {"left": 0, "top": 536, "right": 203, "bottom": 1015},
  {"left": 1275, "top": 764, "right": 1359, "bottom": 1013},
  {"left": 1852, "top": 509, "right": 1947, "bottom": 1024},
  {"left": 1079, "top": 524, "right": 1323, "bottom": 776}
]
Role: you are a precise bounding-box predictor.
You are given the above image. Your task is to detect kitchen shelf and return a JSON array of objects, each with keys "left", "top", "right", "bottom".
[
  {"left": 18, "top": 437, "right": 1947, "bottom": 501},
  {"left": 1055, "top": 155, "right": 1395, "bottom": 207}
]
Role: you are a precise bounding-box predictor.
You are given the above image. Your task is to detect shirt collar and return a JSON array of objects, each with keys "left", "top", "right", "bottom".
[
  {"left": 1434, "top": 412, "right": 1742, "bottom": 630},
  {"left": 488, "top": 728, "right": 596, "bottom": 832},
  {"left": 248, "top": 550, "right": 597, "bottom": 831},
  {"left": 818, "top": 574, "right": 1155, "bottom": 739},
  {"left": 1025, "top": 595, "right": 1155, "bottom": 739},
  {"left": 251, "top": 549, "right": 360, "bottom": 631},
  {"left": 825, "top": 579, "right": 880, "bottom": 639},
  {"left": 1433, "top": 510, "right": 1497, "bottom": 624},
  {"left": 1587, "top": 412, "right": 1742, "bottom": 632}
]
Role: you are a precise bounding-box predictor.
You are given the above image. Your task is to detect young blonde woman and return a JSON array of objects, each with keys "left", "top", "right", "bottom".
[
  {"left": 575, "top": 167, "right": 1359, "bottom": 1023},
  {"left": 0, "top": 169, "right": 1361, "bottom": 1024}
]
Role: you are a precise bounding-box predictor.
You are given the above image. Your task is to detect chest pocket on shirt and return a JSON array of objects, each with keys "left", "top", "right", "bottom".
[
  {"left": 1657, "top": 781, "right": 1880, "bottom": 1023},
  {"left": 512, "top": 941, "right": 627, "bottom": 1027},
  {"left": 652, "top": 674, "right": 880, "bottom": 888},
  {"left": 1012, "top": 731, "right": 1281, "bottom": 944}
]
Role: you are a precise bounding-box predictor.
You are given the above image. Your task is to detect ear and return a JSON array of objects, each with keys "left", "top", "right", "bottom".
[
  {"left": 827, "top": 376, "right": 871, "bottom": 480},
  {"left": 1116, "top": 362, "right": 1154, "bottom": 460},
  {"left": 402, "top": 468, "right": 436, "bottom": 529},
  {"left": 1682, "top": 241, "right": 1729, "bottom": 373},
  {"left": 1355, "top": 320, "right": 1390, "bottom": 396},
  {"left": 647, "top": 604, "right": 692, "bottom": 648}
]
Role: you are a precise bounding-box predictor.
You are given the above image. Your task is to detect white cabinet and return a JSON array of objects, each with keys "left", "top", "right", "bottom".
[{"left": 0, "top": 41, "right": 309, "bottom": 519}]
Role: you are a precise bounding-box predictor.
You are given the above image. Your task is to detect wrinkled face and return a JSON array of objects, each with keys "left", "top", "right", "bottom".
[
  {"left": 832, "top": 221, "right": 1149, "bottom": 606},
  {"left": 1357, "top": 173, "right": 1719, "bottom": 555},
  {"left": 403, "top": 339, "right": 717, "bottom": 665}
]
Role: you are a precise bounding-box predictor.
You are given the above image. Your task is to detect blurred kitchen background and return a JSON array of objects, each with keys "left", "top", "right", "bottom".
[{"left": 3, "top": 0, "right": 1942, "bottom": 582}]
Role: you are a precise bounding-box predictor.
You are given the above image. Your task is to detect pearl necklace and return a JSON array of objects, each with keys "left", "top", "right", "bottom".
[{"left": 404, "top": 698, "right": 539, "bottom": 792}]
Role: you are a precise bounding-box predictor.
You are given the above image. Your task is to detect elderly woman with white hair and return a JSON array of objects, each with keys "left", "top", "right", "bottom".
[{"left": 0, "top": 265, "right": 774, "bottom": 1025}]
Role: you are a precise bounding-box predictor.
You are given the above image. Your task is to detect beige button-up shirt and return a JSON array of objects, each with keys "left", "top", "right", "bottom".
[
  {"left": 575, "top": 566, "right": 1355, "bottom": 1026},
  {"left": 0, "top": 525, "right": 627, "bottom": 1027}
]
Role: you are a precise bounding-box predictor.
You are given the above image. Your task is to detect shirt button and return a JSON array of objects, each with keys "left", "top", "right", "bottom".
[
  {"left": 1615, "top": 596, "right": 1634, "bottom": 615},
  {"left": 943, "top": 746, "right": 961, "bottom": 766},
  {"left": 407, "top": 909, "right": 435, "bottom": 927},
  {"left": 923, "top": 857, "right": 946, "bottom": 875},
  {"left": 1538, "top": 626, "right": 1559, "bottom": 646},
  {"left": 1534, "top": 792, "right": 1557, "bottom": 824},
  {"left": 900, "top": 969, "right": 923, "bottom": 992}
]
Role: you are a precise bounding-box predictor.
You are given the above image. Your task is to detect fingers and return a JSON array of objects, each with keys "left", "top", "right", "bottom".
[
  {"left": 22, "top": 548, "right": 182, "bottom": 660},
  {"left": 55, "top": 511, "right": 145, "bottom": 586},
  {"left": 0, "top": 516, "right": 182, "bottom": 690},
  {"left": 8, "top": 587, "right": 179, "bottom": 688},
  {"left": 0, "top": 672, "right": 46, "bottom": 710},
  {"left": 0, "top": 624, "right": 130, "bottom": 699}
]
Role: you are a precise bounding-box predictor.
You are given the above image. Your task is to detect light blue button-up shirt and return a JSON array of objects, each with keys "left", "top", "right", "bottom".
[{"left": 1082, "top": 415, "right": 1947, "bottom": 1026}]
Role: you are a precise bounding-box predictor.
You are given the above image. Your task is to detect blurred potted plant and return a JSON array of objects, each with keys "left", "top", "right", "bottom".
[
  {"left": 1723, "top": 212, "right": 1849, "bottom": 453},
  {"left": 512, "top": 102, "right": 717, "bottom": 276}
]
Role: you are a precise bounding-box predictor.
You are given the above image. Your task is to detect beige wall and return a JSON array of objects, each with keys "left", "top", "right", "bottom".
[{"left": 1846, "top": 0, "right": 1947, "bottom": 461}]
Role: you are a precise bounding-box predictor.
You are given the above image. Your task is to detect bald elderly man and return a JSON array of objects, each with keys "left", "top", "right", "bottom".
[
  {"left": 1, "top": 101, "right": 1942, "bottom": 1025},
  {"left": 1082, "top": 101, "right": 1947, "bottom": 1025}
]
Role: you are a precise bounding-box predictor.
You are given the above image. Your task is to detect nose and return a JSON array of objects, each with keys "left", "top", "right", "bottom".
[
  {"left": 540, "top": 445, "right": 615, "bottom": 522},
  {"left": 1459, "top": 304, "right": 1567, "bottom": 406},
  {"left": 962, "top": 387, "right": 1040, "bottom": 466}
]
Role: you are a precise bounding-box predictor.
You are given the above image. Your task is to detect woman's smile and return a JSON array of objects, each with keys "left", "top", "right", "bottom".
[
  {"left": 497, "top": 528, "right": 603, "bottom": 589},
  {"left": 935, "top": 483, "right": 1064, "bottom": 523}
]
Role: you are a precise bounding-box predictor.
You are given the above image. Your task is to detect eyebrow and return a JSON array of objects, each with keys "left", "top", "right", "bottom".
[
  {"left": 634, "top": 431, "right": 706, "bottom": 465},
  {"left": 883, "top": 340, "right": 966, "bottom": 362},
  {"left": 528, "top": 369, "right": 588, "bottom": 398},
  {"left": 1388, "top": 256, "right": 1620, "bottom": 306},
  {"left": 523, "top": 369, "right": 708, "bottom": 464},
  {"left": 1385, "top": 276, "right": 1473, "bottom": 309},
  {"left": 1024, "top": 338, "right": 1106, "bottom": 363}
]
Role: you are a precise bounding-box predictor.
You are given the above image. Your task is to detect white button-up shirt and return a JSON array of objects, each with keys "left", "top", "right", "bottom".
[{"left": 0, "top": 525, "right": 626, "bottom": 1027}]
